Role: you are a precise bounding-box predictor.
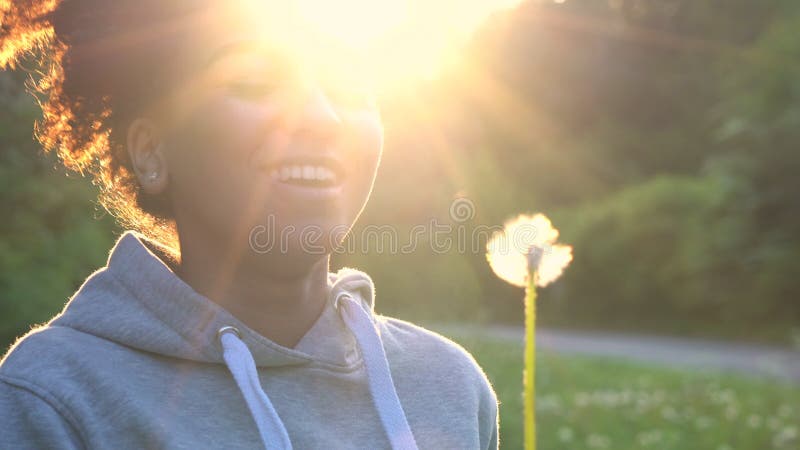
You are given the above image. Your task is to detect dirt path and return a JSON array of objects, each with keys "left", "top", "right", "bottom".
[{"left": 428, "top": 323, "right": 800, "bottom": 382}]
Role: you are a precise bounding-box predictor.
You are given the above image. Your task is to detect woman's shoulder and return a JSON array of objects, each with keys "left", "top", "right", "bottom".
[
  {"left": 376, "top": 316, "right": 497, "bottom": 393},
  {"left": 375, "top": 315, "right": 500, "bottom": 448},
  {"left": 0, "top": 325, "right": 96, "bottom": 448},
  {"left": 1, "top": 261, "right": 124, "bottom": 376},
  {"left": 0, "top": 325, "right": 95, "bottom": 383}
]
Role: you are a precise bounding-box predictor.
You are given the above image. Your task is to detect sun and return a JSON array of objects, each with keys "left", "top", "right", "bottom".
[
  {"left": 295, "top": 0, "right": 408, "bottom": 46},
  {"left": 229, "top": 0, "right": 525, "bottom": 93}
]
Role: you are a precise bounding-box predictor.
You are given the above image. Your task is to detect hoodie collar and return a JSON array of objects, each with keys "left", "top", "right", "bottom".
[{"left": 53, "top": 231, "right": 374, "bottom": 371}]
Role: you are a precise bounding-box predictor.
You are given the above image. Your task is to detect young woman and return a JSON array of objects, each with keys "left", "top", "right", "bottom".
[{"left": 0, "top": 1, "right": 498, "bottom": 449}]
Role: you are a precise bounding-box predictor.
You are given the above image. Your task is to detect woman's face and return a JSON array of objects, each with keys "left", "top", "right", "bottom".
[{"left": 158, "top": 10, "right": 382, "bottom": 271}]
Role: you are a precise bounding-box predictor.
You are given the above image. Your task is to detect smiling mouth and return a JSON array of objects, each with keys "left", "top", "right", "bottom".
[{"left": 265, "top": 156, "right": 345, "bottom": 189}]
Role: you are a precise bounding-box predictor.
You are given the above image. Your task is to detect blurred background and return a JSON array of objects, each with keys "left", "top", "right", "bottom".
[
  {"left": 351, "top": 0, "right": 800, "bottom": 345},
  {"left": 2, "top": 0, "right": 799, "bottom": 448}
]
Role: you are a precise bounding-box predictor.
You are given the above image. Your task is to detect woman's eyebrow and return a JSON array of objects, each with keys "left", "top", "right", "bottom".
[{"left": 203, "top": 40, "right": 269, "bottom": 68}]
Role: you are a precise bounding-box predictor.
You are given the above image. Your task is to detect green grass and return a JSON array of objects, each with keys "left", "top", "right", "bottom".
[{"left": 446, "top": 332, "right": 800, "bottom": 450}]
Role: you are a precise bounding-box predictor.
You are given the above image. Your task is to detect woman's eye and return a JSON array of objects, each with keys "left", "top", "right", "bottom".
[
  {"left": 225, "top": 81, "right": 278, "bottom": 100},
  {"left": 325, "top": 87, "right": 376, "bottom": 110}
]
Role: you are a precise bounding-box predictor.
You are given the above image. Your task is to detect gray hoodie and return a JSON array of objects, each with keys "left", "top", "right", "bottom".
[{"left": 0, "top": 231, "right": 499, "bottom": 449}]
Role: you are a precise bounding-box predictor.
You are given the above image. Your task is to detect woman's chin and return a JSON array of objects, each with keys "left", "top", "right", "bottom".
[
  {"left": 249, "top": 245, "right": 332, "bottom": 277},
  {"left": 247, "top": 219, "right": 348, "bottom": 259}
]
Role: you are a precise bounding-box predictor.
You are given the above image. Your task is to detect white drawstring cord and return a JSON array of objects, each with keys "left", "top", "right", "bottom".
[
  {"left": 337, "top": 295, "right": 420, "bottom": 450},
  {"left": 217, "top": 294, "right": 418, "bottom": 450},
  {"left": 219, "top": 326, "right": 293, "bottom": 450}
]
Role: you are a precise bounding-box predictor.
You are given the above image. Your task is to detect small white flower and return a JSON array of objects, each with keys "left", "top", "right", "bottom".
[
  {"left": 724, "top": 405, "right": 739, "bottom": 421},
  {"left": 660, "top": 406, "right": 679, "bottom": 421},
  {"left": 586, "top": 433, "right": 610, "bottom": 449},
  {"left": 773, "top": 425, "right": 798, "bottom": 447},
  {"left": 636, "top": 429, "right": 663, "bottom": 446},
  {"left": 694, "top": 416, "right": 714, "bottom": 429},
  {"left": 557, "top": 426, "right": 574, "bottom": 442}
]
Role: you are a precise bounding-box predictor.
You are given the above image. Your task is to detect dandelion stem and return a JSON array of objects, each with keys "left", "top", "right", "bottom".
[{"left": 524, "top": 273, "right": 537, "bottom": 450}]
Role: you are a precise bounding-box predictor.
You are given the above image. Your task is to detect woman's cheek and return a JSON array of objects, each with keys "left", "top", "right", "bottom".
[
  {"left": 342, "top": 109, "right": 382, "bottom": 156},
  {"left": 340, "top": 113, "right": 383, "bottom": 216},
  {"left": 199, "top": 97, "right": 278, "bottom": 154},
  {"left": 165, "top": 97, "right": 276, "bottom": 220},
  {"left": 354, "top": 112, "right": 383, "bottom": 178}
]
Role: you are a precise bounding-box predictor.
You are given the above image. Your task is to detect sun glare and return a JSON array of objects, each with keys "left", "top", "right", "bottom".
[
  {"left": 230, "top": 0, "right": 524, "bottom": 92},
  {"left": 296, "top": 0, "right": 408, "bottom": 45}
]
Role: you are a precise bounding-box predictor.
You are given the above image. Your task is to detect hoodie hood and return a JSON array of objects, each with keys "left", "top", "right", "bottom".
[{"left": 51, "top": 230, "right": 374, "bottom": 370}]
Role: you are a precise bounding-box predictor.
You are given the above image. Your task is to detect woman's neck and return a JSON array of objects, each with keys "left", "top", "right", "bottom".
[{"left": 173, "top": 227, "right": 331, "bottom": 349}]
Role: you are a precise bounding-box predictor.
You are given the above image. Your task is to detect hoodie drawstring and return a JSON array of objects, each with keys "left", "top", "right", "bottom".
[
  {"left": 219, "top": 326, "right": 293, "bottom": 450},
  {"left": 217, "top": 295, "right": 419, "bottom": 450},
  {"left": 337, "top": 294, "right": 420, "bottom": 450}
]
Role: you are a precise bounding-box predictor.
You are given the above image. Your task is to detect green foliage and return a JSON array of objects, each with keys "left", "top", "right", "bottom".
[
  {"left": 0, "top": 72, "right": 115, "bottom": 350},
  {"left": 715, "top": 7, "right": 800, "bottom": 240},
  {"left": 542, "top": 170, "right": 789, "bottom": 339}
]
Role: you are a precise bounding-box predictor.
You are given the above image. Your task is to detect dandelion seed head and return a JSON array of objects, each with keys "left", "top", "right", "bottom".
[{"left": 486, "top": 213, "right": 573, "bottom": 287}]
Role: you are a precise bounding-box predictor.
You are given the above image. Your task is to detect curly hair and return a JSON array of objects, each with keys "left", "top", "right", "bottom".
[{"left": 1, "top": 0, "right": 213, "bottom": 249}]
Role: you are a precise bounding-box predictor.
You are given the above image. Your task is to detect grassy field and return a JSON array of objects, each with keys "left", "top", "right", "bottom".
[{"left": 446, "top": 333, "right": 799, "bottom": 450}]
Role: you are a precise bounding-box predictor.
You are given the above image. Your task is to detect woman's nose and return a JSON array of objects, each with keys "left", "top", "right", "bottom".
[{"left": 291, "top": 85, "right": 342, "bottom": 143}]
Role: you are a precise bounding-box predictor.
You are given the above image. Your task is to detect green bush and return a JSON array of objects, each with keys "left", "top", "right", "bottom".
[
  {"left": 544, "top": 168, "right": 796, "bottom": 342},
  {"left": 0, "top": 72, "right": 115, "bottom": 350}
]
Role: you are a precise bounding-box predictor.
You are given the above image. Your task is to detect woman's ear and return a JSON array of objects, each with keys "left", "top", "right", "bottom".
[{"left": 127, "top": 118, "right": 169, "bottom": 195}]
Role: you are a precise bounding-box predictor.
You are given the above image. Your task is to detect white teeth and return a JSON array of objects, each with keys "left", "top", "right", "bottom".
[{"left": 273, "top": 164, "right": 338, "bottom": 183}]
